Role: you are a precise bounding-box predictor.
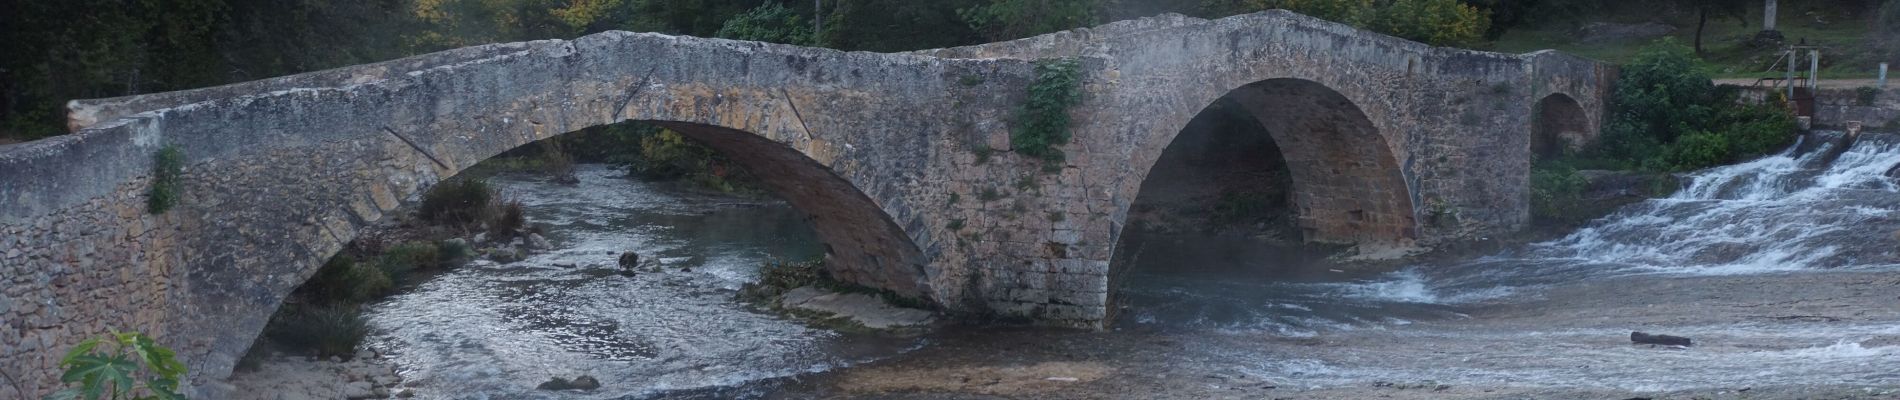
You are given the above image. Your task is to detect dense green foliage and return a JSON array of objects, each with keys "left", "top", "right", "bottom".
[
  {"left": 1590, "top": 39, "right": 1795, "bottom": 172},
  {"left": 419, "top": 179, "right": 495, "bottom": 227},
  {"left": 46, "top": 332, "right": 188, "bottom": 400},
  {"left": 268, "top": 239, "right": 468, "bottom": 358},
  {"left": 265, "top": 304, "right": 369, "bottom": 359},
  {"left": 961, "top": 0, "right": 1100, "bottom": 42},
  {"left": 146, "top": 147, "right": 184, "bottom": 214},
  {"left": 631, "top": 129, "right": 763, "bottom": 194},
  {"left": 1528, "top": 164, "right": 1588, "bottom": 223},
  {"left": 1530, "top": 38, "right": 1796, "bottom": 223},
  {"left": 1013, "top": 59, "right": 1084, "bottom": 165},
  {"left": 716, "top": 2, "right": 817, "bottom": 45},
  {"left": 1200, "top": 0, "right": 1492, "bottom": 46}
]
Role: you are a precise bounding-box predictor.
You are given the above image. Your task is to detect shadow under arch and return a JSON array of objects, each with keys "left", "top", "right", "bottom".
[
  {"left": 1104, "top": 78, "right": 1418, "bottom": 321},
  {"left": 1185, "top": 78, "right": 1417, "bottom": 245},
  {"left": 1532, "top": 93, "right": 1590, "bottom": 160}
]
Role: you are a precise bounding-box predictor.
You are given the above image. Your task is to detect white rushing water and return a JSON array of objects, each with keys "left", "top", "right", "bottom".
[
  {"left": 1117, "top": 132, "right": 1900, "bottom": 393},
  {"left": 1539, "top": 131, "right": 1900, "bottom": 275},
  {"left": 364, "top": 166, "right": 915, "bottom": 399}
]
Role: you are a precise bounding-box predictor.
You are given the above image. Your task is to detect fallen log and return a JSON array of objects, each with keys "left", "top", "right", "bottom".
[{"left": 1631, "top": 331, "right": 1692, "bottom": 347}]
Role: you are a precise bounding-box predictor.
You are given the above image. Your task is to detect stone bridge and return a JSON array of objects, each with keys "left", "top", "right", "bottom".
[{"left": 0, "top": 11, "right": 1612, "bottom": 396}]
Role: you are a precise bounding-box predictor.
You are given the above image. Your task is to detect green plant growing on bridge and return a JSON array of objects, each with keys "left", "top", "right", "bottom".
[
  {"left": 1012, "top": 58, "right": 1083, "bottom": 167},
  {"left": 46, "top": 331, "right": 188, "bottom": 400},
  {"left": 145, "top": 146, "right": 184, "bottom": 215}
]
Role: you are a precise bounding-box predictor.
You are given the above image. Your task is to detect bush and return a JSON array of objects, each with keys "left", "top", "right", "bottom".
[
  {"left": 631, "top": 128, "right": 763, "bottom": 194},
  {"left": 420, "top": 179, "right": 494, "bottom": 227},
  {"left": 739, "top": 259, "right": 825, "bottom": 302},
  {"left": 715, "top": 2, "right": 816, "bottom": 45},
  {"left": 373, "top": 242, "right": 442, "bottom": 281},
  {"left": 304, "top": 255, "right": 394, "bottom": 305},
  {"left": 1200, "top": 0, "right": 1490, "bottom": 47},
  {"left": 1529, "top": 164, "right": 1588, "bottom": 222},
  {"left": 147, "top": 146, "right": 185, "bottom": 214},
  {"left": 1580, "top": 38, "right": 1797, "bottom": 172},
  {"left": 1661, "top": 131, "right": 1730, "bottom": 170},
  {"left": 488, "top": 199, "right": 527, "bottom": 239},
  {"left": 265, "top": 304, "right": 368, "bottom": 359}
]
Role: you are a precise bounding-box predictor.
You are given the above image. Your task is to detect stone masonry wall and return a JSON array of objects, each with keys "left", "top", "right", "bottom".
[{"left": 0, "top": 11, "right": 1613, "bottom": 398}]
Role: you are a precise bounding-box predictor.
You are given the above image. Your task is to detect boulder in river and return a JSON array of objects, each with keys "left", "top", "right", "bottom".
[
  {"left": 617, "top": 252, "right": 640, "bottom": 276},
  {"left": 1630, "top": 331, "right": 1692, "bottom": 347},
  {"left": 536, "top": 375, "right": 601, "bottom": 391}
]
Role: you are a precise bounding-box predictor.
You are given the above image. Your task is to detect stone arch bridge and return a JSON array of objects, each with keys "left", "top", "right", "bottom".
[{"left": 0, "top": 10, "right": 1612, "bottom": 396}]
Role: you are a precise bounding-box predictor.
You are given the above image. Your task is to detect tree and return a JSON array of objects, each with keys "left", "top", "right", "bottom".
[
  {"left": 960, "top": 0, "right": 1104, "bottom": 42},
  {"left": 1689, "top": 0, "right": 1751, "bottom": 55},
  {"left": 1198, "top": 0, "right": 1491, "bottom": 47},
  {"left": 716, "top": 2, "right": 818, "bottom": 45}
]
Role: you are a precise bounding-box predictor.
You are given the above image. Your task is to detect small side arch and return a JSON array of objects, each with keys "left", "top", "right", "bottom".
[{"left": 1532, "top": 93, "right": 1591, "bottom": 159}]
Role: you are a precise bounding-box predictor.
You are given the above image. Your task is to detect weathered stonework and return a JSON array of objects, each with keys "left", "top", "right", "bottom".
[{"left": 0, "top": 11, "right": 1612, "bottom": 397}]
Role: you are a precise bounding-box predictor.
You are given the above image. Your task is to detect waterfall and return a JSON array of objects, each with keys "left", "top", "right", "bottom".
[{"left": 1538, "top": 131, "right": 1900, "bottom": 275}]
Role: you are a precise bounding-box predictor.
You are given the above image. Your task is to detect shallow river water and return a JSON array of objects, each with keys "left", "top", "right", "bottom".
[{"left": 366, "top": 132, "right": 1900, "bottom": 399}]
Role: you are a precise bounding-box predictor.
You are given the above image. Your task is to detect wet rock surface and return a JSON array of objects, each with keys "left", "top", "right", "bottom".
[{"left": 778, "top": 287, "right": 936, "bottom": 330}]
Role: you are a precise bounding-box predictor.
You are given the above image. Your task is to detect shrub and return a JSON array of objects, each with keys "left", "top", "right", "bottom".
[
  {"left": 631, "top": 128, "right": 764, "bottom": 194},
  {"left": 1529, "top": 164, "right": 1588, "bottom": 222},
  {"left": 419, "top": 179, "right": 494, "bottom": 227},
  {"left": 147, "top": 146, "right": 185, "bottom": 214},
  {"left": 265, "top": 305, "right": 368, "bottom": 359},
  {"left": 540, "top": 140, "right": 577, "bottom": 184},
  {"left": 715, "top": 2, "right": 816, "bottom": 45},
  {"left": 47, "top": 331, "right": 189, "bottom": 400},
  {"left": 487, "top": 199, "right": 526, "bottom": 239},
  {"left": 1661, "top": 131, "right": 1730, "bottom": 170},
  {"left": 1013, "top": 58, "right": 1083, "bottom": 165},
  {"left": 1579, "top": 38, "right": 1796, "bottom": 172},
  {"left": 739, "top": 259, "right": 825, "bottom": 302},
  {"left": 304, "top": 256, "right": 393, "bottom": 305},
  {"left": 1200, "top": 0, "right": 1490, "bottom": 47},
  {"left": 373, "top": 242, "right": 442, "bottom": 281},
  {"left": 1607, "top": 38, "right": 1716, "bottom": 146}
]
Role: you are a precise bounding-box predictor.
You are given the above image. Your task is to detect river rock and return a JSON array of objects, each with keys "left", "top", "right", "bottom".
[
  {"left": 779, "top": 286, "right": 935, "bottom": 330},
  {"left": 342, "top": 381, "right": 376, "bottom": 399},
  {"left": 528, "top": 233, "right": 552, "bottom": 250},
  {"left": 536, "top": 375, "right": 602, "bottom": 391},
  {"left": 1631, "top": 331, "right": 1693, "bottom": 347}
]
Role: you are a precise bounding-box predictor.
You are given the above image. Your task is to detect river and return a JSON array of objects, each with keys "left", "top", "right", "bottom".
[{"left": 363, "top": 132, "right": 1900, "bottom": 399}]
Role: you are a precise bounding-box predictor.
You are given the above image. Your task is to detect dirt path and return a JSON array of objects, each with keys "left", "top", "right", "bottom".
[{"left": 1717, "top": 78, "right": 1889, "bottom": 89}]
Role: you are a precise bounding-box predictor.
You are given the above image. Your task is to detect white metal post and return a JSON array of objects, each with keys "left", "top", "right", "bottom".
[
  {"left": 1808, "top": 50, "right": 1820, "bottom": 91},
  {"left": 1882, "top": 63, "right": 1890, "bottom": 89}
]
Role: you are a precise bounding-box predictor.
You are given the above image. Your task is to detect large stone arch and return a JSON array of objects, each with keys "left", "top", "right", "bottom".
[{"left": 1122, "top": 78, "right": 1415, "bottom": 247}]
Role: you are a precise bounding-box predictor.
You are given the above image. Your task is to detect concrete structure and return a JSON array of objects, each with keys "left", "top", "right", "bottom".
[{"left": 0, "top": 11, "right": 1612, "bottom": 397}]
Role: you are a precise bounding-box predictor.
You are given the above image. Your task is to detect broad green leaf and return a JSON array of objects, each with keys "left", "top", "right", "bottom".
[
  {"left": 60, "top": 338, "right": 103, "bottom": 366},
  {"left": 42, "top": 388, "right": 82, "bottom": 400},
  {"left": 62, "top": 354, "right": 136, "bottom": 400},
  {"left": 127, "top": 334, "right": 187, "bottom": 379}
]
